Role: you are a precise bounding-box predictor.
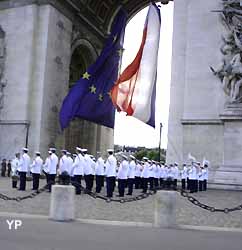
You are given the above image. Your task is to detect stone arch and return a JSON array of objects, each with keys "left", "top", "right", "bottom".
[{"left": 64, "top": 39, "right": 99, "bottom": 154}]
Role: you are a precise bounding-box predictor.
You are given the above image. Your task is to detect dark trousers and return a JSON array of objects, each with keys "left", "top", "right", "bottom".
[
  {"left": 73, "top": 175, "right": 82, "bottom": 194},
  {"left": 204, "top": 180, "right": 207, "bottom": 191},
  {"left": 96, "top": 175, "right": 104, "bottom": 193},
  {"left": 84, "top": 174, "right": 94, "bottom": 192},
  {"left": 199, "top": 180, "right": 203, "bottom": 191},
  {"left": 166, "top": 177, "right": 173, "bottom": 190},
  {"left": 181, "top": 179, "right": 186, "bottom": 190},
  {"left": 190, "top": 179, "right": 198, "bottom": 193},
  {"left": 159, "top": 178, "right": 164, "bottom": 188},
  {"left": 127, "top": 178, "right": 134, "bottom": 195},
  {"left": 19, "top": 171, "right": 26, "bottom": 190},
  {"left": 194, "top": 180, "right": 198, "bottom": 192},
  {"left": 118, "top": 179, "right": 126, "bottom": 197},
  {"left": 187, "top": 177, "right": 190, "bottom": 190},
  {"left": 48, "top": 174, "right": 56, "bottom": 192},
  {"left": 173, "top": 179, "right": 177, "bottom": 189},
  {"left": 32, "top": 173, "right": 40, "bottom": 190},
  {"left": 12, "top": 180, "right": 18, "bottom": 188},
  {"left": 106, "top": 176, "right": 116, "bottom": 197},
  {"left": 134, "top": 176, "right": 141, "bottom": 189},
  {"left": 142, "top": 178, "right": 148, "bottom": 193},
  {"left": 59, "top": 173, "right": 70, "bottom": 185},
  {"left": 154, "top": 178, "right": 159, "bottom": 188},
  {"left": 149, "top": 177, "right": 154, "bottom": 190}
]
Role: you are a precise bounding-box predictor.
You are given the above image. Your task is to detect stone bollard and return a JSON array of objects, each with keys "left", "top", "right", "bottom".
[
  {"left": 154, "top": 190, "right": 177, "bottom": 228},
  {"left": 49, "top": 185, "right": 75, "bottom": 221}
]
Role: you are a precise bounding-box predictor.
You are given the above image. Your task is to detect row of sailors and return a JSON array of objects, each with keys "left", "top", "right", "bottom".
[{"left": 11, "top": 147, "right": 209, "bottom": 197}]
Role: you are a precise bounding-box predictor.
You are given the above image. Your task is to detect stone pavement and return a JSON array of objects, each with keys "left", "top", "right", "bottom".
[
  {"left": 0, "top": 217, "right": 242, "bottom": 250},
  {"left": 0, "top": 177, "right": 242, "bottom": 228}
]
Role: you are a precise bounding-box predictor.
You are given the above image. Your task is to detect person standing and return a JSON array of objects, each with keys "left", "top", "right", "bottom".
[
  {"left": 188, "top": 162, "right": 197, "bottom": 193},
  {"left": 18, "top": 148, "right": 31, "bottom": 191},
  {"left": 134, "top": 160, "right": 142, "bottom": 189},
  {"left": 181, "top": 163, "right": 188, "bottom": 190},
  {"left": 148, "top": 160, "right": 155, "bottom": 190},
  {"left": 154, "top": 162, "right": 160, "bottom": 189},
  {"left": 1, "top": 159, "right": 6, "bottom": 177},
  {"left": 71, "top": 147, "right": 84, "bottom": 195},
  {"left": 11, "top": 153, "right": 20, "bottom": 188},
  {"left": 141, "top": 157, "right": 149, "bottom": 193},
  {"left": 59, "top": 150, "right": 70, "bottom": 185},
  {"left": 117, "top": 155, "right": 129, "bottom": 197},
  {"left": 30, "top": 152, "right": 43, "bottom": 190},
  {"left": 82, "top": 149, "right": 94, "bottom": 192},
  {"left": 95, "top": 152, "right": 105, "bottom": 193},
  {"left": 203, "top": 163, "right": 209, "bottom": 191},
  {"left": 105, "top": 149, "right": 117, "bottom": 198},
  {"left": 7, "top": 160, "right": 11, "bottom": 177},
  {"left": 47, "top": 148, "right": 58, "bottom": 192},
  {"left": 127, "top": 155, "right": 136, "bottom": 195},
  {"left": 172, "top": 163, "right": 179, "bottom": 190}
]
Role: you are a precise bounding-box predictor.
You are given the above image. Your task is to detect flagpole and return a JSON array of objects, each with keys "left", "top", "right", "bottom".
[{"left": 158, "top": 122, "right": 163, "bottom": 162}]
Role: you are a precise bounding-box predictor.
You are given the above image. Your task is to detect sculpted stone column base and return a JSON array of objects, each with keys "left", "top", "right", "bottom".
[{"left": 49, "top": 185, "right": 75, "bottom": 221}]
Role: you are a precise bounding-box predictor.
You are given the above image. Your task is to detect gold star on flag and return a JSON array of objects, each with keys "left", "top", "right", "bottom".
[
  {"left": 89, "top": 85, "right": 96, "bottom": 94},
  {"left": 113, "top": 35, "right": 117, "bottom": 43},
  {"left": 117, "top": 48, "right": 124, "bottom": 57},
  {"left": 99, "top": 94, "right": 104, "bottom": 101},
  {"left": 82, "top": 71, "right": 91, "bottom": 80}
]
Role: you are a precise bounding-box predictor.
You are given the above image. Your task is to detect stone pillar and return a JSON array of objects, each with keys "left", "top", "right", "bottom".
[
  {"left": 154, "top": 191, "right": 177, "bottom": 228},
  {"left": 49, "top": 185, "right": 75, "bottom": 221}
]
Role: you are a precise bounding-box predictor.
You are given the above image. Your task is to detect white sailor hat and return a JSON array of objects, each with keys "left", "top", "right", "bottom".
[
  {"left": 61, "top": 149, "right": 67, "bottom": 153},
  {"left": 48, "top": 150, "right": 52, "bottom": 154},
  {"left": 107, "top": 149, "right": 114, "bottom": 153},
  {"left": 142, "top": 157, "right": 148, "bottom": 161},
  {"left": 66, "top": 152, "right": 71, "bottom": 155},
  {"left": 72, "top": 153, "right": 77, "bottom": 157},
  {"left": 76, "top": 147, "right": 82, "bottom": 151},
  {"left": 49, "top": 147, "right": 56, "bottom": 152},
  {"left": 35, "top": 151, "right": 41, "bottom": 155},
  {"left": 81, "top": 148, "right": 88, "bottom": 153},
  {"left": 22, "top": 147, "right": 28, "bottom": 152},
  {"left": 174, "top": 162, "right": 178, "bottom": 166},
  {"left": 121, "top": 154, "right": 128, "bottom": 159},
  {"left": 130, "top": 155, "right": 136, "bottom": 160}
]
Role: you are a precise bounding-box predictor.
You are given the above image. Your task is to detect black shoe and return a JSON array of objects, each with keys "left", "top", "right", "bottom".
[{"left": 126, "top": 193, "right": 132, "bottom": 195}]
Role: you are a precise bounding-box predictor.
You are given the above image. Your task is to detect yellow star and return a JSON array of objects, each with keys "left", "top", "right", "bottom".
[
  {"left": 89, "top": 85, "right": 96, "bottom": 94},
  {"left": 117, "top": 48, "right": 124, "bottom": 57},
  {"left": 113, "top": 35, "right": 117, "bottom": 43},
  {"left": 82, "top": 71, "right": 91, "bottom": 80},
  {"left": 99, "top": 94, "right": 104, "bottom": 101}
]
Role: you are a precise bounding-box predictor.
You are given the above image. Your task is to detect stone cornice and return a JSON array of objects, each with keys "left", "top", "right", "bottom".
[{"left": 181, "top": 119, "right": 224, "bottom": 125}]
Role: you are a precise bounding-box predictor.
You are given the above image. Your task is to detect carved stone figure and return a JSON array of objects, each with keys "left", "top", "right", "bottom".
[
  {"left": 211, "top": 0, "right": 242, "bottom": 103},
  {"left": 0, "top": 25, "right": 6, "bottom": 110}
]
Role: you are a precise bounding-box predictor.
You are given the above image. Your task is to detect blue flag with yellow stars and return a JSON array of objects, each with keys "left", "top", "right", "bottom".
[{"left": 59, "top": 8, "right": 127, "bottom": 129}]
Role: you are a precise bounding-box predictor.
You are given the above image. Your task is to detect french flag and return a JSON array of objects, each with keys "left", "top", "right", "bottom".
[{"left": 111, "top": 3, "right": 161, "bottom": 128}]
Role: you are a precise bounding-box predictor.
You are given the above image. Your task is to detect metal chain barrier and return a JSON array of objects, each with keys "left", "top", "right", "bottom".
[
  {"left": 0, "top": 182, "right": 51, "bottom": 202},
  {"left": 177, "top": 188, "right": 242, "bottom": 213},
  {"left": 71, "top": 181, "right": 157, "bottom": 203}
]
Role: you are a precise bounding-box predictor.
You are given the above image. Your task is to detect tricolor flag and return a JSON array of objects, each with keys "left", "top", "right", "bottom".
[{"left": 111, "top": 3, "right": 161, "bottom": 128}]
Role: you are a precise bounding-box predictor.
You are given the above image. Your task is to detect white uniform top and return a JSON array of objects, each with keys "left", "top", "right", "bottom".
[
  {"left": 181, "top": 166, "right": 188, "bottom": 179},
  {"left": 95, "top": 157, "right": 105, "bottom": 175},
  {"left": 148, "top": 164, "right": 155, "bottom": 178},
  {"left": 83, "top": 154, "right": 94, "bottom": 175},
  {"left": 160, "top": 165, "right": 165, "bottom": 178},
  {"left": 135, "top": 163, "right": 142, "bottom": 177},
  {"left": 59, "top": 155, "right": 70, "bottom": 174},
  {"left": 18, "top": 153, "right": 31, "bottom": 172},
  {"left": 128, "top": 160, "right": 136, "bottom": 178},
  {"left": 47, "top": 153, "right": 58, "bottom": 174},
  {"left": 198, "top": 169, "right": 204, "bottom": 181},
  {"left": 11, "top": 157, "right": 20, "bottom": 176},
  {"left": 141, "top": 162, "right": 150, "bottom": 178},
  {"left": 67, "top": 157, "right": 74, "bottom": 176},
  {"left": 105, "top": 155, "right": 117, "bottom": 177},
  {"left": 204, "top": 168, "right": 209, "bottom": 180},
  {"left": 167, "top": 167, "right": 173, "bottom": 178},
  {"left": 72, "top": 154, "right": 84, "bottom": 176},
  {"left": 117, "top": 160, "right": 129, "bottom": 179},
  {"left": 154, "top": 164, "right": 160, "bottom": 178},
  {"left": 30, "top": 156, "right": 43, "bottom": 174},
  {"left": 172, "top": 166, "right": 179, "bottom": 179},
  {"left": 188, "top": 165, "right": 197, "bottom": 180}
]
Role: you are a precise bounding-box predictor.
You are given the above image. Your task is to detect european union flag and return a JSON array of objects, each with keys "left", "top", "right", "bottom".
[{"left": 59, "top": 8, "right": 127, "bottom": 129}]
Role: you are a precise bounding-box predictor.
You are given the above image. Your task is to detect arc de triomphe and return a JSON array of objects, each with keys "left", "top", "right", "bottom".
[{"left": 0, "top": 0, "right": 242, "bottom": 188}]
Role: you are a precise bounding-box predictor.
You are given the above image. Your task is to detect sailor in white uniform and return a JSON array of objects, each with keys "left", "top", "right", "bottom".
[
  {"left": 141, "top": 157, "right": 149, "bottom": 193},
  {"left": 117, "top": 155, "right": 129, "bottom": 197},
  {"left": 95, "top": 152, "right": 105, "bottom": 193},
  {"left": 59, "top": 149, "right": 70, "bottom": 185},
  {"left": 105, "top": 149, "right": 117, "bottom": 198},
  {"left": 30, "top": 151, "right": 43, "bottom": 190},
  {"left": 127, "top": 155, "right": 136, "bottom": 195},
  {"left": 11, "top": 153, "right": 20, "bottom": 188},
  {"left": 18, "top": 148, "right": 31, "bottom": 191}
]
